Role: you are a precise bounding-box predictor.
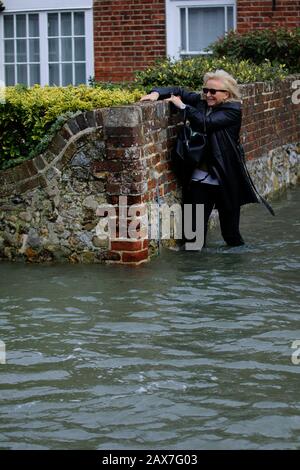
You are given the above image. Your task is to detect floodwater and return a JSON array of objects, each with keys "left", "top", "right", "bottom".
[{"left": 0, "top": 187, "right": 299, "bottom": 450}]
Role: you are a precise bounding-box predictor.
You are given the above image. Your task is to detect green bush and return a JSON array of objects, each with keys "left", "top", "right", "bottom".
[
  {"left": 0, "top": 84, "right": 143, "bottom": 170},
  {"left": 89, "top": 77, "right": 144, "bottom": 92},
  {"left": 209, "top": 28, "right": 300, "bottom": 73},
  {"left": 135, "top": 56, "right": 288, "bottom": 90}
]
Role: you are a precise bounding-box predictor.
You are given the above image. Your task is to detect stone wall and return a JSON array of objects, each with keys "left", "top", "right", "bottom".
[
  {"left": 0, "top": 76, "right": 299, "bottom": 265},
  {"left": 0, "top": 105, "right": 178, "bottom": 265}
]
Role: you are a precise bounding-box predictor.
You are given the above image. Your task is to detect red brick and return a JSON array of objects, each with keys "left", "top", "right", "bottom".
[
  {"left": 93, "top": 0, "right": 166, "bottom": 81},
  {"left": 111, "top": 240, "right": 143, "bottom": 251},
  {"left": 121, "top": 248, "right": 149, "bottom": 263},
  {"left": 237, "top": 0, "right": 300, "bottom": 32}
]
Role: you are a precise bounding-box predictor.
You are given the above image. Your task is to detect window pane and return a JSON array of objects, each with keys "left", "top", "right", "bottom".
[
  {"left": 16, "top": 15, "right": 27, "bottom": 38},
  {"left": 74, "top": 12, "right": 85, "bottom": 35},
  {"left": 61, "top": 38, "right": 72, "bottom": 61},
  {"left": 188, "top": 7, "right": 225, "bottom": 51},
  {"left": 48, "top": 13, "right": 58, "bottom": 37},
  {"left": 29, "top": 14, "right": 39, "bottom": 37},
  {"left": 30, "top": 64, "right": 40, "bottom": 86},
  {"left": 180, "top": 9, "right": 187, "bottom": 51},
  {"left": 17, "top": 40, "right": 27, "bottom": 63},
  {"left": 49, "top": 64, "right": 60, "bottom": 85},
  {"left": 75, "top": 63, "right": 86, "bottom": 85},
  {"left": 227, "top": 7, "right": 234, "bottom": 31},
  {"left": 17, "top": 64, "right": 28, "bottom": 85},
  {"left": 49, "top": 38, "right": 59, "bottom": 62},
  {"left": 29, "top": 39, "right": 40, "bottom": 62},
  {"left": 4, "top": 40, "right": 15, "bottom": 63},
  {"left": 74, "top": 38, "right": 85, "bottom": 61},
  {"left": 4, "top": 16, "right": 14, "bottom": 38},
  {"left": 62, "top": 63, "right": 73, "bottom": 85},
  {"left": 5, "top": 65, "right": 15, "bottom": 86},
  {"left": 61, "top": 13, "right": 72, "bottom": 36}
]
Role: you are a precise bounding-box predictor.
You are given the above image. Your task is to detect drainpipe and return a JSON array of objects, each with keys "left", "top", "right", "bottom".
[{"left": 272, "top": 0, "right": 276, "bottom": 11}]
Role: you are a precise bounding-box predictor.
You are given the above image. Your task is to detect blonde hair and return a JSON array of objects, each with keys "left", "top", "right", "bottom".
[{"left": 203, "top": 69, "right": 241, "bottom": 102}]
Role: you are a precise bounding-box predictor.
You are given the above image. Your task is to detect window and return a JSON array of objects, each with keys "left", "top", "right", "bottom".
[
  {"left": 4, "top": 13, "right": 40, "bottom": 86},
  {"left": 180, "top": 5, "right": 234, "bottom": 54},
  {"left": 166, "top": 1, "right": 236, "bottom": 58},
  {"left": 48, "top": 11, "right": 86, "bottom": 86},
  {"left": 0, "top": 1, "right": 93, "bottom": 86}
]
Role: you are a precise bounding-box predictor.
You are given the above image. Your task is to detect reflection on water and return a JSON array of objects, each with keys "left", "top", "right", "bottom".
[{"left": 0, "top": 187, "right": 299, "bottom": 449}]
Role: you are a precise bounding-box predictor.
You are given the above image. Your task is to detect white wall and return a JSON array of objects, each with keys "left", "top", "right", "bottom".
[{"left": 3, "top": 1, "right": 93, "bottom": 12}]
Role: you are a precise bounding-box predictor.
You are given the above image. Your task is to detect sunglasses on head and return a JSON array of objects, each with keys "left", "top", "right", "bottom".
[{"left": 202, "top": 87, "right": 228, "bottom": 95}]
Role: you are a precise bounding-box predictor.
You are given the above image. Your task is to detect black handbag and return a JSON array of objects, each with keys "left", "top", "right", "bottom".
[
  {"left": 172, "top": 111, "right": 208, "bottom": 186},
  {"left": 172, "top": 109, "right": 208, "bottom": 178}
]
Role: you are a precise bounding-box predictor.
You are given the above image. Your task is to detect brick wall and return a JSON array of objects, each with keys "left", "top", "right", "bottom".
[
  {"left": 93, "top": 0, "right": 166, "bottom": 82},
  {"left": 0, "top": 77, "right": 299, "bottom": 265},
  {"left": 237, "top": 0, "right": 300, "bottom": 32},
  {"left": 240, "top": 77, "right": 300, "bottom": 159}
]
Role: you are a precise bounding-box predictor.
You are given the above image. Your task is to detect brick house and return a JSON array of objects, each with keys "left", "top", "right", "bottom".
[{"left": 0, "top": 0, "right": 299, "bottom": 86}]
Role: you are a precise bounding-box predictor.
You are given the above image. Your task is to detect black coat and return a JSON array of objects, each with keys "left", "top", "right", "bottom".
[{"left": 152, "top": 86, "right": 260, "bottom": 211}]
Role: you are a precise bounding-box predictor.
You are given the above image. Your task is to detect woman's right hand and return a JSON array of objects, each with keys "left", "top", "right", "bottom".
[{"left": 140, "top": 91, "right": 159, "bottom": 102}]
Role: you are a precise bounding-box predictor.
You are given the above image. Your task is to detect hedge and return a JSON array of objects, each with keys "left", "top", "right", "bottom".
[
  {"left": 0, "top": 85, "right": 143, "bottom": 170},
  {"left": 134, "top": 56, "right": 288, "bottom": 90},
  {"left": 209, "top": 28, "right": 300, "bottom": 74}
]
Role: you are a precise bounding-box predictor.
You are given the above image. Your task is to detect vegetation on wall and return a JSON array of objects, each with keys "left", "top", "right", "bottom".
[
  {"left": 135, "top": 27, "right": 298, "bottom": 90},
  {"left": 135, "top": 56, "right": 288, "bottom": 90},
  {"left": 0, "top": 85, "right": 142, "bottom": 170}
]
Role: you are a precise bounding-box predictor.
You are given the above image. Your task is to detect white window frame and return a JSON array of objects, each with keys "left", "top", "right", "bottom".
[
  {"left": 1, "top": 13, "right": 41, "bottom": 87},
  {"left": 165, "top": 0, "right": 236, "bottom": 59},
  {"left": 0, "top": 0, "right": 94, "bottom": 86}
]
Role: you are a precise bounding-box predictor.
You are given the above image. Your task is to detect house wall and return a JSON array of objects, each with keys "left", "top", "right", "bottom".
[
  {"left": 93, "top": 0, "right": 300, "bottom": 82},
  {"left": 237, "top": 0, "right": 300, "bottom": 32},
  {"left": 2, "top": 1, "right": 299, "bottom": 84},
  {"left": 93, "top": 0, "right": 166, "bottom": 82},
  {"left": 0, "top": 76, "right": 299, "bottom": 265}
]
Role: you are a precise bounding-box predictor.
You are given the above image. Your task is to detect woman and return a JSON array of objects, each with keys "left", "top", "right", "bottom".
[{"left": 141, "top": 69, "right": 273, "bottom": 248}]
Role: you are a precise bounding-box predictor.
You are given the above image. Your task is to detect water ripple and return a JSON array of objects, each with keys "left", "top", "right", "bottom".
[{"left": 0, "top": 187, "right": 299, "bottom": 449}]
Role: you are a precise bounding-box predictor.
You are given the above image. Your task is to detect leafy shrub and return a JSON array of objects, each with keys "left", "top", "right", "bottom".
[
  {"left": 89, "top": 77, "right": 144, "bottom": 92},
  {"left": 0, "top": 84, "right": 143, "bottom": 170},
  {"left": 209, "top": 28, "right": 300, "bottom": 73},
  {"left": 135, "top": 56, "right": 288, "bottom": 90}
]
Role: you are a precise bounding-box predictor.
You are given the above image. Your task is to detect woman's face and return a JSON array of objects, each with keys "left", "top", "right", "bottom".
[{"left": 204, "top": 79, "right": 230, "bottom": 107}]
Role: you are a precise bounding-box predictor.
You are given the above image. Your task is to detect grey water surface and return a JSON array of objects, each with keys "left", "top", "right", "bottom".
[{"left": 0, "top": 187, "right": 299, "bottom": 450}]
